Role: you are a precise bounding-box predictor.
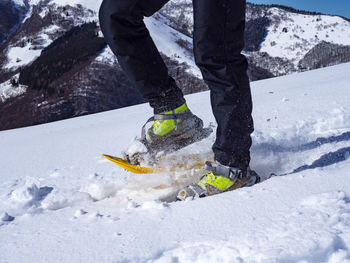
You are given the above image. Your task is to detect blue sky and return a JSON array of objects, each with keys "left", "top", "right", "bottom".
[{"left": 248, "top": 0, "right": 350, "bottom": 19}]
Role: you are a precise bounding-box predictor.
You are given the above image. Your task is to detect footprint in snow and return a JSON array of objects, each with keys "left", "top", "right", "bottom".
[
  {"left": 0, "top": 213, "right": 15, "bottom": 227},
  {"left": 1, "top": 213, "right": 15, "bottom": 222}
]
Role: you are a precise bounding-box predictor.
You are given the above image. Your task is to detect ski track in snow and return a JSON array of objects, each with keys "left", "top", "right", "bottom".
[{"left": 1, "top": 63, "right": 350, "bottom": 262}]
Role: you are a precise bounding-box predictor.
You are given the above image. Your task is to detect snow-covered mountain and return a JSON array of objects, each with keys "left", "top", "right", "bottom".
[
  {"left": 0, "top": 0, "right": 350, "bottom": 131},
  {"left": 1, "top": 62, "right": 350, "bottom": 262},
  {"left": 0, "top": 0, "right": 28, "bottom": 45},
  {"left": 0, "top": 0, "right": 208, "bottom": 130},
  {"left": 161, "top": 1, "right": 350, "bottom": 75}
]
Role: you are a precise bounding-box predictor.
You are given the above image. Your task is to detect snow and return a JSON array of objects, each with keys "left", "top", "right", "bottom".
[
  {"left": 95, "top": 46, "right": 117, "bottom": 65},
  {"left": 1, "top": 62, "right": 350, "bottom": 262},
  {"left": 12, "top": 0, "right": 26, "bottom": 6},
  {"left": 50, "top": 0, "right": 102, "bottom": 12},
  {"left": 5, "top": 45, "right": 41, "bottom": 69},
  {"left": 3, "top": 1, "right": 97, "bottom": 72},
  {"left": 261, "top": 8, "right": 350, "bottom": 63},
  {"left": 28, "top": 0, "right": 42, "bottom": 5},
  {"left": 5, "top": 0, "right": 349, "bottom": 82},
  {"left": 159, "top": 2, "right": 350, "bottom": 69},
  {"left": 0, "top": 75, "right": 27, "bottom": 102},
  {"left": 3, "top": 0, "right": 199, "bottom": 78},
  {"left": 146, "top": 15, "right": 200, "bottom": 77}
]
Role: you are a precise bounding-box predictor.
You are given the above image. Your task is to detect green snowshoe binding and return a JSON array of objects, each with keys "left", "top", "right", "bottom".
[
  {"left": 177, "top": 161, "right": 260, "bottom": 200},
  {"left": 125, "top": 103, "right": 213, "bottom": 165}
]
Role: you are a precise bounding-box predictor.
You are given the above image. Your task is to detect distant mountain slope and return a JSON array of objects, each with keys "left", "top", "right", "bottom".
[
  {"left": 161, "top": 1, "right": 350, "bottom": 75},
  {"left": 0, "top": 0, "right": 28, "bottom": 45},
  {"left": 0, "top": 0, "right": 349, "bottom": 130}
]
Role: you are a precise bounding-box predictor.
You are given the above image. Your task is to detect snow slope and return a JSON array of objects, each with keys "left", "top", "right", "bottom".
[
  {"left": 1, "top": 63, "right": 350, "bottom": 262},
  {"left": 260, "top": 8, "right": 350, "bottom": 63},
  {"left": 3, "top": 0, "right": 198, "bottom": 76}
]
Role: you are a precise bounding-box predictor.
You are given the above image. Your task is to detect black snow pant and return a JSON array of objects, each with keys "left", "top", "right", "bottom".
[{"left": 99, "top": 0, "right": 254, "bottom": 169}]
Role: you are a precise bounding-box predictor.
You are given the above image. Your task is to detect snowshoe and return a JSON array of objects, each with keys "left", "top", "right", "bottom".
[
  {"left": 102, "top": 152, "right": 212, "bottom": 174},
  {"left": 177, "top": 161, "right": 260, "bottom": 200},
  {"left": 125, "top": 103, "right": 213, "bottom": 165}
]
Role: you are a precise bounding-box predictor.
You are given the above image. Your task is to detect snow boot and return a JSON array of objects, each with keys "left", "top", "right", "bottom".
[
  {"left": 126, "top": 103, "right": 212, "bottom": 164},
  {"left": 177, "top": 161, "right": 260, "bottom": 200}
]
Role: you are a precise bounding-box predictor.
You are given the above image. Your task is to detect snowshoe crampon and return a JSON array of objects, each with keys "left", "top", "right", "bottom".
[{"left": 177, "top": 163, "right": 261, "bottom": 201}]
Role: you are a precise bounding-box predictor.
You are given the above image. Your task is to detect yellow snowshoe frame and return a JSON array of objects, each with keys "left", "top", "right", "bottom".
[{"left": 102, "top": 153, "right": 211, "bottom": 174}]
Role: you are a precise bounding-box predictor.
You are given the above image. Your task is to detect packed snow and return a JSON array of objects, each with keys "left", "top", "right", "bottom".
[{"left": 1, "top": 62, "right": 350, "bottom": 262}]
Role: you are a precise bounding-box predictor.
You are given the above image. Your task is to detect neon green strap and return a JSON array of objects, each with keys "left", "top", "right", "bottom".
[
  {"left": 141, "top": 112, "right": 192, "bottom": 140},
  {"left": 198, "top": 172, "right": 235, "bottom": 191}
]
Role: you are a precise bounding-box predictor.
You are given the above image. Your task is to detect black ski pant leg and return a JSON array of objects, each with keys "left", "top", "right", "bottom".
[
  {"left": 193, "top": 0, "right": 254, "bottom": 169},
  {"left": 99, "top": 0, "right": 185, "bottom": 114}
]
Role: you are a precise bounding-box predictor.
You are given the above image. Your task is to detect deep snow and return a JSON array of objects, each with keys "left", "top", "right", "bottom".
[{"left": 1, "top": 63, "right": 350, "bottom": 262}]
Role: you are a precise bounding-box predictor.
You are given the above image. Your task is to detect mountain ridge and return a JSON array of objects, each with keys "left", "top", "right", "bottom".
[{"left": 0, "top": 0, "right": 349, "bottom": 130}]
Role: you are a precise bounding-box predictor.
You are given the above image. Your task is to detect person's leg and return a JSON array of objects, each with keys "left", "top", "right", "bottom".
[
  {"left": 193, "top": 0, "right": 254, "bottom": 170},
  {"left": 99, "top": 0, "right": 185, "bottom": 113}
]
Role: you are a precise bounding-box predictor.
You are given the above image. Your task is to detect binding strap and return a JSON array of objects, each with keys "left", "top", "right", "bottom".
[
  {"left": 141, "top": 112, "right": 192, "bottom": 140},
  {"left": 204, "top": 161, "right": 244, "bottom": 181}
]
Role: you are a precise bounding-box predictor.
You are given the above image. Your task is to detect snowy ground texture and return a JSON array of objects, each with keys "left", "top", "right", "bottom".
[{"left": 1, "top": 63, "right": 350, "bottom": 262}]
